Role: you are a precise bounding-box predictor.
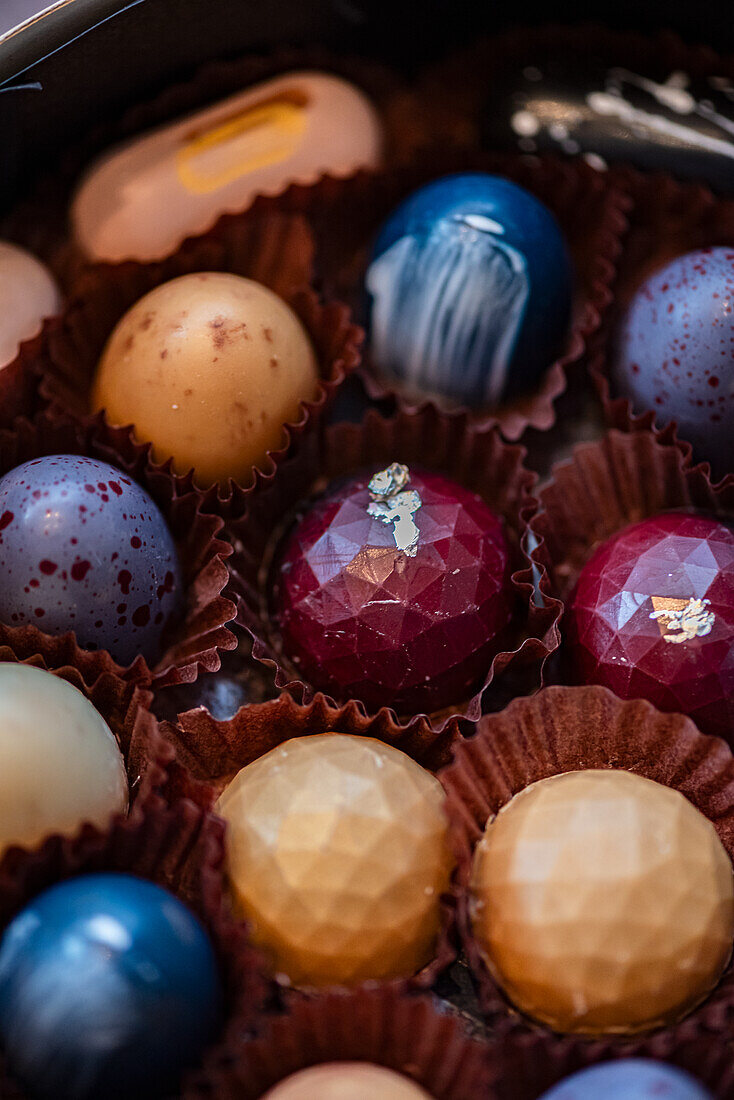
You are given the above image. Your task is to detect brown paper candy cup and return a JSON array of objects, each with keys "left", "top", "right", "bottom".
[
  {"left": 0, "top": 409, "right": 237, "bottom": 687},
  {"left": 227, "top": 403, "right": 562, "bottom": 751},
  {"left": 185, "top": 985, "right": 493, "bottom": 1100},
  {"left": 439, "top": 683, "right": 734, "bottom": 1046},
  {"left": 26, "top": 204, "right": 362, "bottom": 516},
  {"left": 162, "top": 696, "right": 459, "bottom": 991},
  {"left": 266, "top": 150, "right": 629, "bottom": 441},
  {"left": 529, "top": 426, "right": 734, "bottom": 601},
  {"left": 585, "top": 168, "right": 734, "bottom": 480},
  {"left": 528, "top": 427, "right": 734, "bottom": 737},
  {"left": 0, "top": 801, "right": 268, "bottom": 1100},
  {"left": 0, "top": 649, "right": 172, "bottom": 885}
]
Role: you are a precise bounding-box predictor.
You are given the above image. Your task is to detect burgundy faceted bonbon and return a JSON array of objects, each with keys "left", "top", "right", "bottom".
[
  {"left": 566, "top": 512, "right": 734, "bottom": 739},
  {"left": 272, "top": 464, "right": 513, "bottom": 714}
]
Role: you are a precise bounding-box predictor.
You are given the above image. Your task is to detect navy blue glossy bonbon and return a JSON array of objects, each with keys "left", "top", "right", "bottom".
[
  {"left": 0, "top": 873, "right": 222, "bottom": 1100},
  {"left": 366, "top": 172, "right": 572, "bottom": 406}
]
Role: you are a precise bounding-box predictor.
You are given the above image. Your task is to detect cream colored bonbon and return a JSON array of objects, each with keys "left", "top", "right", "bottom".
[
  {"left": 72, "top": 71, "right": 383, "bottom": 262},
  {"left": 262, "top": 1064, "right": 432, "bottom": 1099},
  {"left": 0, "top": 664, "right": 128, "bottom": 853},
  {"left": 0, "top": 241, "right": 61, "bottom": 367}
]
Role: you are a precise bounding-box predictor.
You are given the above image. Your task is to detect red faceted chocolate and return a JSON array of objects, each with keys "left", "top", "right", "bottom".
[
  {"left": 566, "top": 512, "right": 734, "bottom": 739},
  {"left": 271, "top": 464, "right": 513, "bottom": 714}
]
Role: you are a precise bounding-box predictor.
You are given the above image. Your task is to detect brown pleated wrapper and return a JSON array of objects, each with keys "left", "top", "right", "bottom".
[
  {"left": 24, "top": 205, "right": 362, "bottom": 517},
  {"left": 0, "top": 409, "right": 237, "bottom": 687},
  {"left": 415, "top": 25, "right": 734, "bottom": 156},
  {"left": 267, "top": 151, "right": 628, "bottom": 441},
  {"left": 0, "top": 650, "right": 172, "bottom": 891},
  {"left": 585, "top": 168, "right": 734, "bottom": 480},
  {"left": 528, "top": 426, "right": 734, "bottom": 605},
  {"left": 439, "top": 683, "right": 734, "bottom": 1050},
  {"left": 0, "top": 45, "right": 423, "bottom": 288},
  {"left": 162, "top": 698, "right": 459, "bottom": 991},
  {"left": 185, "top": 985, "right": 493, "bottom": 1100},
  {"left": 227, "top": 404, "right": 562, "bottom": 753},
  {"left": 0, "top": 802, "right": 268, "bottom": 1100}
]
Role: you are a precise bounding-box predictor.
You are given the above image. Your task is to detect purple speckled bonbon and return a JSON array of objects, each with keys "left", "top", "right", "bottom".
[
  {"left": 613, "top": 246, "right": 734, "bottom": 478},
  {"left": 0, "top": 455, "right": 182, "bottom": 665}
]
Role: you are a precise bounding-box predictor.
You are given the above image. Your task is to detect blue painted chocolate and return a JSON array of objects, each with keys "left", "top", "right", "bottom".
[
  {"left": 539, "top": 1059, "right": 712, "bottom": 1100},
  {"left": 613, "top": 246, "right": 734, "bottom": 478},
  {"left": 0, "top": 874, "right": 222, "bottom": 1100},
  {"left": 366, "top": 173, "right": 572, "bottom": 405}
]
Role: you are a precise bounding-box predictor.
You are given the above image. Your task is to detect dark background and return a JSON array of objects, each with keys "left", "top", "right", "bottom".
[{"left": 0, "top": 0, "right": 730, "bottom": 208}]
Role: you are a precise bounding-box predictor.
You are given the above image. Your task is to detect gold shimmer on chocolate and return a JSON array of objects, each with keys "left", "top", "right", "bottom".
[
  {"left": 92, "top": 272, "right": 318, "bottom": 487},
  {"left": 470, "top": 769, "right": 734, "bottom": 1035},
  {"left": 216, "top": 733, "right": 453, "bottom": 987}
]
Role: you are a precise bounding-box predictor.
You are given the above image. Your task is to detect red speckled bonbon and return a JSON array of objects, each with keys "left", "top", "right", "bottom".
[
  {"left": 566, "top": 512, "right": 734, "bottom": 739},
  {"left": 0, "top": 455, "right": 182, "bottom": 665},
  {"left": 272, "top": 466, "right": 513, "bottom": 715},
  {"left": 614, "top": 247, "right": 734, "bottom": 476}
]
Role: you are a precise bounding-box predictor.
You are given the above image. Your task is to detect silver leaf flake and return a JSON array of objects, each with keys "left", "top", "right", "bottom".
[{"left": 367, "top": 463, "right": 422, "bottom": 557}]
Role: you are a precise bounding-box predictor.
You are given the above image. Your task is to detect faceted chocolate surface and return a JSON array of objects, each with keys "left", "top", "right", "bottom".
[
  {"left": 566, "top": 512, "right": 734, "bottom": 739},
  {"left": 272, "top": 466, "right": 513, "bottom": 714},
  {"left": 217, "top": 734, "right": 453, "bottom": 987},
  {"left": 471, "top": 770, "right": 734, "bottom": 1035}
]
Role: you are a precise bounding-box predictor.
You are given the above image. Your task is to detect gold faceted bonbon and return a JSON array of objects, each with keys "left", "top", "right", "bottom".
[
  {"left": 217, "top": 734, "right": 453, "bottom": 987},
  {"left": 470, "top": 769, "right": 734, "bottom": 1035}
]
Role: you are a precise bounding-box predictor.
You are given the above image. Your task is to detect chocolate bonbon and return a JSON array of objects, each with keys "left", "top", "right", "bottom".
[
  {"left": 0, "top": 241, "right": 61, "bottom": 367},
  {"left": 272, "top": 462, "right": 513, "bottom": 714},
  {"left": 566, "top": 512, "right": 734, "bottom": 739},
  {"left": 262, "top": 1063, "right": 432, "bottom": 1099},
  {"left": 0, "top": 663, "right": 127, "bottom": 854},
  {"left": 613, "top": 247, "right": 734, "bottom": 477},
  {"left": 217, "top": 733, "right": 453, "bottom": 987},
  {"left": 539, "top": 1059, "right": 713, "bottom": 1100},
  {"left": 0, "top": 873, "right": 221, "bottom": 1100},
  {"left": 92, "top": 272, "right": 319, "bottom": 487},
  {"left": 72, "top": 71, "right": 383, "bottom": 262},
  {"left": 470, "top": 769, "right": 734, "bottom": 1034},
  {"left": 366, "top": 173, "right": 572, "bottom": 406},
  {"left": 0, "top": 454, "right": 182, "bottom": 665}
]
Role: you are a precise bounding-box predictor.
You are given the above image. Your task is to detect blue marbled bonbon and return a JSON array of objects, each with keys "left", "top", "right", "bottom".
[
  {"left": 0, "top": 874, "right": 222, "bottom": 1100},
  {"left": 366, "top": 173, "right": 573, "bottom": 405},
  {"left": 539, "top": 1060, "right": 712, "bottom": 1100}
]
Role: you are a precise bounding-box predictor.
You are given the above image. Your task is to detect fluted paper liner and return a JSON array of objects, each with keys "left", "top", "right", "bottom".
[
  {"left": 24, "top": 205, "right": 362, "bottom": 516},
  {"left": 0, "top": 649, "right": 171, "bottom": 883},
  {"left": 227, "top": 404, "right": 562, "bottom": 749},
  {"left": 440, "top": 683, "right": 734, "bottom": 1045},
  {"left": 185, "top": 985, "right": 492, "bottom": 1100},
  {"left": 0, "top": 802, "right": 267, "bottom": 1100},
  {"left": 0, "top": 409, "right": 237, "bottom": 687},
  {"left": 162, "top": 696, "right": 459, "bottom": 991},
  {"left": 585, "top": 168, "right": 734, "bottom": 481},
  {"left": 529, "top": 427, "right": 734, "bottom": 605},
  {"left": 270, "top": 150, "right": 628, "bottom": 441}
]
